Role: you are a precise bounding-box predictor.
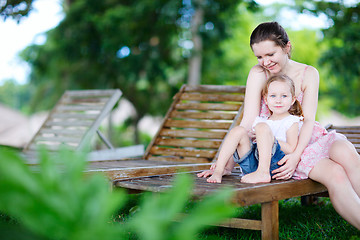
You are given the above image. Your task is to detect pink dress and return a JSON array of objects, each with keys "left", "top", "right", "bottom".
[{"left": 260, "top": 68, "right": 347, "bottom": 180}]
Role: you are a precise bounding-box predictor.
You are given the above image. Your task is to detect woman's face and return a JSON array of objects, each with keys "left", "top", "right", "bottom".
[{"left": 251, "top": 40, "right": 290, "bottom": 74}]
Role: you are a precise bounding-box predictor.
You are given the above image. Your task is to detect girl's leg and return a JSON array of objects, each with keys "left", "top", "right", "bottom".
[
  {"left": 328, "top": 139, "right": 360, "bottom": 196},
  {"left": 206, "top": 126, "right": 251, "bottom": 183},
  {"left": 309, "top": 159, "right": 360, "bottom": 229},
  {"left": 241, "top": 122, "right": 273, "bottom": 183}
]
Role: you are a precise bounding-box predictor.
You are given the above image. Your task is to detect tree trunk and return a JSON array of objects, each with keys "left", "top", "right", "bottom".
[{"left": 187, "top": 2, "right": 204, "bottom": 86}]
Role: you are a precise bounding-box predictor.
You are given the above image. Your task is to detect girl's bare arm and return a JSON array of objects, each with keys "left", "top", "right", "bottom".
[{"left": 277, "top": 122, "right": 299, "bottom": 154}]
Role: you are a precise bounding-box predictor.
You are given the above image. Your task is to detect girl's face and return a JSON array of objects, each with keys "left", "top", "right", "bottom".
[
  {"left": 251, "top": 40, "right": 290, "bottom": 74},
  {"left": 264, "top": 81, "right": 295, "bottom": 118}
]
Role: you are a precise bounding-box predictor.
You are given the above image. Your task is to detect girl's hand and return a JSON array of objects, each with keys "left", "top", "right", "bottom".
[
  {"left": 248, "top": 129, "right": 256, "bottom": 140},
  {"left": 271, "top": 153, "right": 300, "bottom": 180}
]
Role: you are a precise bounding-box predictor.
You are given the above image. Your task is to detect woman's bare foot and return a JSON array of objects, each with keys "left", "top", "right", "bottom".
[{"left": 241, "top": 170, "right": 271, "bottom": 183}]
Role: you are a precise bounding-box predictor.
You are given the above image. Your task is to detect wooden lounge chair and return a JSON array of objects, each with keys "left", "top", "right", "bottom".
[
  {"left": 86, "top": 84, "right": 245, "bottom": 177},
  {"left": 23, "top": 89, "right": 123, "bottom": 163},
  {"left": 114, "top": 125, "right": 360, "bottom": 240}
]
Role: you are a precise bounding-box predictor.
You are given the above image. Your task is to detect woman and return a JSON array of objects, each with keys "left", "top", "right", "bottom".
[{"left": 198, "top": 21, "right": 360, "bottom": 229}]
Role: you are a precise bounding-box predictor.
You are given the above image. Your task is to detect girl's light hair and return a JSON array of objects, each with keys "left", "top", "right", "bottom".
[{"left": 262, "top": 74, "right": 303, "bottom": 117}]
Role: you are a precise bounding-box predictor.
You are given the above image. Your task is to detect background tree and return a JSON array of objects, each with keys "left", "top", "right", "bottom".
[
  {"left": 0, "top": 79, "right": 32, "bottom": 113},
  {"left": 296, "top": 1, "right": 360, "bottom": 117},
  {"left": 21, "top": 0, "right": 257, "bottom": 144},
  {"left": 0, "top": 0, "right": 34, "bottom": 21}
]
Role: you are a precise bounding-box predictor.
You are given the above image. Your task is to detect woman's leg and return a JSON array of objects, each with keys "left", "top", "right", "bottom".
[
  {"left": 328, "top": 139, "right": 360, "bottom": 196},
  {"left": 241, "top": 122, "right": 274, "bottom": 183},
  {"left": 205, "top": 126, "right": 251, "bottom": 183},
  {"left": 309, "top": 159, "right": 360, "bottom": 229}
]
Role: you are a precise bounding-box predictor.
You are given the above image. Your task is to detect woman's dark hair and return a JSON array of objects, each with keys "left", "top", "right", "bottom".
[
  {"left": 262, "top": 74, "right": 303, "bottom": 117},
  {"left": 250, "top": 22, "right": 292, "bottom": 57}
]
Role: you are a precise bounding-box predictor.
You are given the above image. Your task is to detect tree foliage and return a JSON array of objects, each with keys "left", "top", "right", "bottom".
[
  {"left": 297, "top": 1, "right": 360, "bottom": 116},
  {"left": 0, "top": 80, "right": 33, "bottom": 113},
  {"left": 21, "top": 0, "right": 257, "bottom": 143},
  {"left": 0, "top": 0, "right": 34, "bottom": 21}
]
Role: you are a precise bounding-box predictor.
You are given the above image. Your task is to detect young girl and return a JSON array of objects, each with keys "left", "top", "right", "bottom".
[{"left": 203, "top": 75, "right": 303, "bottom": 184}]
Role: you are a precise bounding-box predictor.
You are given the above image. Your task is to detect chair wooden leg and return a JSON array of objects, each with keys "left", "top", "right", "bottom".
[{"left": 261, "top": 201, "right": 279, "bottom": 240}]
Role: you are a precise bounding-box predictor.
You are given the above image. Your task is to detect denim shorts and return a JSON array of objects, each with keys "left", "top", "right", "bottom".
[{"left": 233, "top": 139, "right": 285, "bottom": 176}]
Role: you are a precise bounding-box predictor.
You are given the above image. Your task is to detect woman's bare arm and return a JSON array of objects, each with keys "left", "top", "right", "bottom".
[
  {"left": 292, "top": 66, "right": 319, "bottom": 158},
  {"left": 272, "top": 66, "right": 319, "bottom": 179},
  {"left": 239, "top": 65, "right": 266, "bottom": 131}
]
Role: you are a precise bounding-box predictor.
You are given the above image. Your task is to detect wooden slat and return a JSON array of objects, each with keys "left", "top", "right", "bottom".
[
  {"left": 180, "top": 93, "right": 244, "bottom": 102},
  {"left": 65, "top": 89, "right": 120, "bottom": 97},
  {"left": 35, "top": 136, "right": 82, "bottom": 143},
  {"left": 328, "top": 125, "right": 360, "bottom": 130},
  {"left": 346, "top": 138, "right": 360, "bottom": 144},
  {"left": 87, "top": 160, "right": 211, "bottom": 180},
  {"left": 175, "top": 102, "right": 241, "bottom": 111},
  {"left": 28, "top": 143, "right": 77, "bottom": 151},
  {"left": 39, "top": 128, "right": 86, "bottom": 136},
  {"left": 159, "top": 129, "right": 226, "bottom": 139},
  {"left": 216, "top": 217, "right": 262, "bottom": 230},
  {"left": 155, "top": 138, "right": 221, "bottom": 149},
  {"left": 330, "top": 129, "right": 360, "bottom": 134},
  {"left": 56, "top": 105, "right": 103, "bottom": 111},
  {"left": 231, "top": 179, "right": 327, "bottom": 206},
  {"left": 61, "top": 97, "right": 109, "bottom": 104},
  {"left": 45, "top": 121, "right": 92, "bottom": 127},
  {"left": 184, "top": 85, "right": 246, "bottom": 93},
  {"left": 170, "top": 110, "right": 236, "bottom": 120},
  {"left": 146, "top": 156, "right": 210, "bottom": 163},
  {"left": 345, "top": 134, "right": 360, "bottom": 139},
  {"left": 150, "top": 146, "right": 216, "bottom": 158},
  {"left": 164, "top": 119, "right": 231, "bottom": 129},
  {"left": 51, "top": 113, "right": 99, "bottom": 119}
]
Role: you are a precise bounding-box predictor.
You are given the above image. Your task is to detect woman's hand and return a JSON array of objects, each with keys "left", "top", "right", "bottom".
[
  {"left": 271, "top": 152, "right": 301, "bottom": 180},
  {"left": 197, "top": 169, "right": 214, "bottom": 178}
]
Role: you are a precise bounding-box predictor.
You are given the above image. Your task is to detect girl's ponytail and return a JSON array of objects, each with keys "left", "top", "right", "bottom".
[{"left": 289, "top": 99, "right": 303, "bottom": 117}]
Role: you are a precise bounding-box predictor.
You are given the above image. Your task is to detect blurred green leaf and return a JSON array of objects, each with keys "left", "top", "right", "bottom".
[
  {"left": 0, "top": 147, "right": 236, "bottom": 240},
  {"left": 0, "top": 147, "right": 127, "bottom": 240},
  {"left": 129, "top": 174, "right": 235, "bottom": 240}
]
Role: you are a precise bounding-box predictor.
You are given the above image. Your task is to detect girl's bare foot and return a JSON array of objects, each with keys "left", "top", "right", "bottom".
[
  {"left": 241, "top": 171, "right": 271, "bottom": 183},
  {"left": 197, "top": 168, "right": 232, "bottom": 179},
  {"left": 207, "top": 172, "right": 223, "bottom": 183}
]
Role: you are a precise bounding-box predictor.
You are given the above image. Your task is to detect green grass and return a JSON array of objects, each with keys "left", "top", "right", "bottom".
[
  {"left": 1, "top": 195, "right": 359, "bottom": 240},
  {"left": 118, "top": 195, "right": 360, "bottom": 240},
  {"left": 198, "top": 198, "right": 360, "bottom": 240}
]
